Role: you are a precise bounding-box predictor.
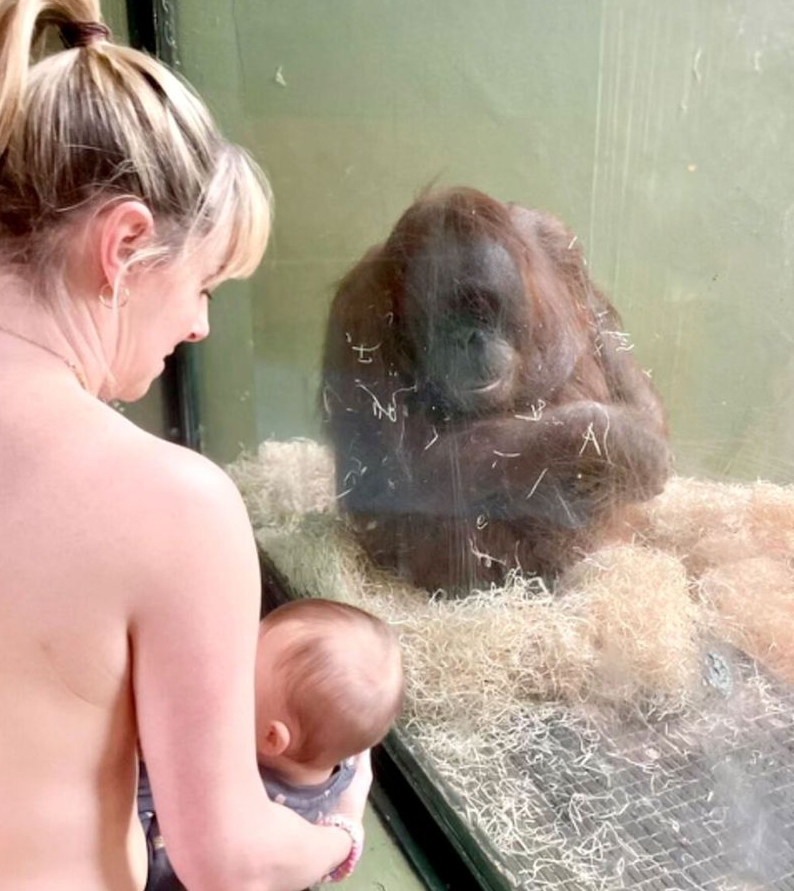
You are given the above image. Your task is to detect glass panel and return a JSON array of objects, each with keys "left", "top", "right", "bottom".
[{"left": 178, "top": 2, "right": 794, "bottom": 888}]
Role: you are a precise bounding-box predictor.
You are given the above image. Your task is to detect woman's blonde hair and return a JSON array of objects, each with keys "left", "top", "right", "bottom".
[{"left": 0, "top": 0, "right": 271, "bottom": 285}]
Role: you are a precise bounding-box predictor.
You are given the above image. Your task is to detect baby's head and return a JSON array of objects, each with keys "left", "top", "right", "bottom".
[{"left": 254, "top": 599, "right": 404, "bottom": 781}]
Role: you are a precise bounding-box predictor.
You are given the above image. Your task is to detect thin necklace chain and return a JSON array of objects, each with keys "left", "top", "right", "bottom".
[{"left": 0, "top": 324, "right": 87, "bottom": 391}]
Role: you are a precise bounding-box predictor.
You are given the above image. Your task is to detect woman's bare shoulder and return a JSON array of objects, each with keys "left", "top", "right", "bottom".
[
  {"left": 88, "top": 405, "right": 240, "bottom": 505},
  {"left": 81, "top": 407, "right": 257, "bottom": 597},
  {"left": 125, "top": 429, "right": 240, "bottom": 510}
]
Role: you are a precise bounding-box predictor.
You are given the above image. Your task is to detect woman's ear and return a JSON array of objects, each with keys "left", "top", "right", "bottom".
[
  {"left": 260, "top": 720, "right": 291, "bottom": 757},
  {"left": 97, "top": 200, "right": 155, "bottom": 287}
]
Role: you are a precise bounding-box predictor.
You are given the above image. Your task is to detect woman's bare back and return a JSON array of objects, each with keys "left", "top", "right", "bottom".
[
  {"left": 0, "top": 2, "right": 362, "bottom": 886},
  {"left": 0, "top": 369, "right": 158, "bottom": 890}
]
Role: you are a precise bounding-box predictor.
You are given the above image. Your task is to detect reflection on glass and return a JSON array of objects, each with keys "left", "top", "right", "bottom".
[{"left": 185, "top": 1, "right": 794, "bottom": 887}]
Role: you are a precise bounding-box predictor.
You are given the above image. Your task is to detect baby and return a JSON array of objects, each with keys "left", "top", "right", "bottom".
[{"left": 138, "top": 598, "right": 404, "bottom": 891}]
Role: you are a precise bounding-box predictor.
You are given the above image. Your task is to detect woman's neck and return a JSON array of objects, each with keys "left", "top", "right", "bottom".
[{"left": 0, "top": 280, "right": 107, "bottom": 398}]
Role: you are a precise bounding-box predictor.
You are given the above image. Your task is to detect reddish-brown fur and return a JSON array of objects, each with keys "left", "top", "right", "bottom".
[{"left": 321, "top": 188, "right": 671, "bottom": 593}]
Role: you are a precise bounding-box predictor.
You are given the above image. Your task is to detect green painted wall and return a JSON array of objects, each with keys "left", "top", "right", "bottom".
[
  {"left": 177, "top": 0, "right": 794, "bottom": 481},
  {"left": 100, "top": 0, "right": 126, "bottom": 37}
]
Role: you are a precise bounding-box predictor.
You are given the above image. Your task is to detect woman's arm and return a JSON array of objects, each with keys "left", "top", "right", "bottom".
[{"left": 128, "top": 446, "right": 357, "bottom": 891}]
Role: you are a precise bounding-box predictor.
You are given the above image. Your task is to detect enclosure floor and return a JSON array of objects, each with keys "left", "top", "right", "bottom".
[
  {"left": 401, "top": 646, "right": 794, "bottom": 890},
  {"left": 340, "top": 805, "right": 426, "bottom": 890}
]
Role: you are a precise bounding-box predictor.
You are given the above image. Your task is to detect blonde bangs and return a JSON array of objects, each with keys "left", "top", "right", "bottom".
[{"left": 193, "top": 144, "right": 272, "bottom": 284}]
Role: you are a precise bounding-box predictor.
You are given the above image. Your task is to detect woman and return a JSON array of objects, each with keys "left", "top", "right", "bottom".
[{"left": 0, "top": 1, "right": 369, "bottom": 889}]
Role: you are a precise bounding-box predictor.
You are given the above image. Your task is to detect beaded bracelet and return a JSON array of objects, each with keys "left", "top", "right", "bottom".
[{"left": 318, "top": 814, "right": 365, "bottom": 883}]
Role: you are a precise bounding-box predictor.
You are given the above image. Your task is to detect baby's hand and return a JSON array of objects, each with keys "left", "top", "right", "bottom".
[{"left": 332, "top": 751, "right": 372, "bottom": 823}]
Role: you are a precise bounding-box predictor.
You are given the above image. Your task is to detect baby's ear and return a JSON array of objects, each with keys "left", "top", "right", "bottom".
[{"left": 261, "top": 720, "right": 291, "bottom": 756}]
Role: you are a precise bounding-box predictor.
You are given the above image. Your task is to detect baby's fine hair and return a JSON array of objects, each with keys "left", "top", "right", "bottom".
[
  {"left": 261, "top": 598, "right": 404, "bottom": 765},
  {"left": 0, "top": 0, "right": 270, "bottom": 294}
]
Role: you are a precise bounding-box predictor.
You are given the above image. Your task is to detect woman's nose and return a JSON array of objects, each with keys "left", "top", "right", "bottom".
[{"left": 186, "top": 305, "right": 210, "bottom": 343}]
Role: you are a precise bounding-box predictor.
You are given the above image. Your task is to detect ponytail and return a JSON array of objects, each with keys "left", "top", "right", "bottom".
[
  {"left": 0, "top": 0, "right": 270, "bottom": 283},
  {"left": 0, "top": 0, "right": 103, "bottom": 154}
]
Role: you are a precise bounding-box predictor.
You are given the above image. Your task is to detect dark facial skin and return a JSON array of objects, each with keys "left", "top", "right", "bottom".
[
  {"left": 401, "top": 235, "right": 523, "bottom": 415},
  {"left": 321, "top": 187, "right": 671, "bottom": 593}
]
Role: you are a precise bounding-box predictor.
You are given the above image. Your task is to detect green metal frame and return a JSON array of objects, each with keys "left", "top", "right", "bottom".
[{"left": 125, "top": 0, "right": 203, "bottom": 452}]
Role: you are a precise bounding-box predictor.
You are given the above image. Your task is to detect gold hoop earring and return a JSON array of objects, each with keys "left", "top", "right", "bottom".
[{"left": 98, "top": 284, "right": 130, "bottom": 309}]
